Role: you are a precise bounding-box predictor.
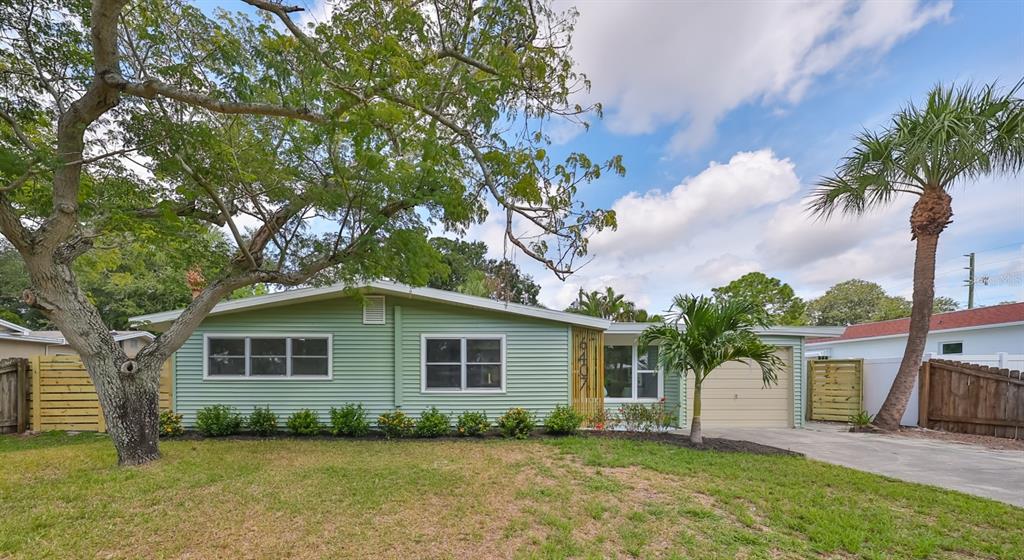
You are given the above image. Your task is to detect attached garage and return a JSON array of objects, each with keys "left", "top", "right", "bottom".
[
  {"left": 603, "top": 324, "right": 842, "bottom": 429},
  {"left": 685, "top": 347, "right": 794, "bottom": 428}
]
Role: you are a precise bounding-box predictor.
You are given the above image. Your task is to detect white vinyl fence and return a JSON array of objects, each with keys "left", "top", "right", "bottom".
[{"left": 859, "top": 353, "right": 1023, "bottom": 427}]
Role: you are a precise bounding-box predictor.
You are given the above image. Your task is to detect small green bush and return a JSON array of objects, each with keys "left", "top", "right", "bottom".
[
  {"left": 496, "top": 407, "right": 536, "bottom": 439},
  {"left": 850, "top": 409, "right": 873, "bottom": 428},
  {"left": 618, "top": 400, "right": 676, "bottom": 432},
  {"left": 456, "top": 410, "right": 490, "bottom": 437},
  {"left": 377, "top": 410, "right": 414, "bottom": 439},
  {"left": 195, "top": 405, "right": 243, "bottom": 437},
  {"left": 330, "top": 404, "right": 370, "bottom": 437},
  {"left": 158, "top": 410, "right": 184, "bottom": 438},
  {"left": 248, "top": 406, "right": 278, "bottom": 436},
  {"left": 286, "top": 409, "right": 322, "bottom": 436},
  {"left": 545, "top": 405, "right": 585, "bottom": 435},
  {"left": 414, "top": 407, "right": 450, "bottom": 438},
  {"left": 588, "top": 408, "right": 616, "bottom": 431}
]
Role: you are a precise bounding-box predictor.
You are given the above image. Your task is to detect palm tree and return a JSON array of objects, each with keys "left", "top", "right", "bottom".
[
  {"left": 808, "top": 81, "right": 1024, "bottom": 430},
  {"left": 639, "top": 295, "right": 784, "bottom": 444}
]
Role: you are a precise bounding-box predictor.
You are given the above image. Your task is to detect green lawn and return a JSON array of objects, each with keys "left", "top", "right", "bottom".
[{"left": 1, "top": 433, "right": 1020, "bottom": 559}]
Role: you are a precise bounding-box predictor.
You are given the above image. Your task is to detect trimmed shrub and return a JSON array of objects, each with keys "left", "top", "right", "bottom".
[
  {"left": 248, "top": 406, "right": 278, "bottom": 436},
  {"left": 330, "top": 404, "right": 370, "bottom": 437},
  {"left": 618, "top": 399, "right": 676, "bottom": 432},
  {"left": 544, "top": 405, "right": 585, "bottom": 435},
  {"left": 587, "top": 408, "right": 616, "bottom": 431},
  {"left": 158, "top": 410, "right": 184, "bottom": 438},
  {"left": 414, "top": 407, "right": 450, "bottom": 438},
  {"left": 377, "top": 410, "right": 414, "bottom": 439},
  {"left": 286, "top": 409, "right": 322, "bottom": 436},
  {"left": 496, "top": 407, "right": 536, "bottom": 439},
  {"left": 456, "top": 410, "right": 490, "bottom": 437},
  {"left": 196, "top": 405, "right": 243, "bottom": 437}
]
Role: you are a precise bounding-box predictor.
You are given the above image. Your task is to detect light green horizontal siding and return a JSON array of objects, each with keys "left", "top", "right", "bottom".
[
  {"left": 395, "top": 301, "right": 570, "bottom": 420},
  {"left": 173, "top": 295, "right": 570, "bottom": 426}
]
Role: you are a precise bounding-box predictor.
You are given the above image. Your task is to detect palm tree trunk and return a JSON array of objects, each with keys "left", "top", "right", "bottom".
[
  {"left": 690, "top": 380, "right": 703, "bottom": 445},
  {"left": 874, "top": 232, "right": 941, "bottom": 430}
]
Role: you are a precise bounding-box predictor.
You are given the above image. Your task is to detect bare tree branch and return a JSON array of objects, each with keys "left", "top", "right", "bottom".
[
  {"left": 0, "top": 106, "right": 37, "bottom": 152},
  {"left": 173, "top": 154, "right": 259, "bottom": 270},
  {"left": 101, "top": 73, "right": 326, "bottom": 123}
]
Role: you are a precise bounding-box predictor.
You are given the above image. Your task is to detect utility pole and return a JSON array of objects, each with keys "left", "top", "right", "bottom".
[{"left": 963, "top": 252, "right": 976, "bottom": 309}]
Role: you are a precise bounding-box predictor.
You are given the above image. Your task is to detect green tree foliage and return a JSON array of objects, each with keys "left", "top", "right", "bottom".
[
  {"left": 565, "top": 287, "right": 662, "bottom": 322},
  {"left": 0, "top": 0, "right": 621, "bottom": 465},
  {"left": 3, "top": 231, "right": 258, "bottom": 330},
  {"left": 805, "top": 279, "right": 961, "bottom": 325},
  {"left": 711, "top": 272, "right": 806, "bottom": 326},
  {"left": 426, "top": 238, "right": 541, "bottom": 305}
]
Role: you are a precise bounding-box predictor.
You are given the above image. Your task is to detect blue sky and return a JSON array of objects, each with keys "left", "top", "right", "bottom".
[
  {"left": 207, "top": 0, "right": 1023, "bottom": 313},
  {"left": 473, "top": 0, "right": 1024, "bottom": 312}
]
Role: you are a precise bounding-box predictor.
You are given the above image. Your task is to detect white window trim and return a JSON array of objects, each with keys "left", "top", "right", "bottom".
[
  {"left": 605, "top": 343, "right": 663, "bottom": 404},
  {"left": 203, "top": 333, "right": 333, "bottom": 380},
  {"left": 420, "top": 334, "right": 507, "bottom": 394},
  {"left": 938, "top": 340, "right": 965, "bottom": 355}
]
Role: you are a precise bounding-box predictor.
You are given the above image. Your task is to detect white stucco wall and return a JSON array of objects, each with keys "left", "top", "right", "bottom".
[{"left": 807, "top": 323, "right": 1024, "bottom": 360}]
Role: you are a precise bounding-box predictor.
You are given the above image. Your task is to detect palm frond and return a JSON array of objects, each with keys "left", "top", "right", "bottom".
[{"left": 808, "top": 79, "right": 1024, "bottom": 220}]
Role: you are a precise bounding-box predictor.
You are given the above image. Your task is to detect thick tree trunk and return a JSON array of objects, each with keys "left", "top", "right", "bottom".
[
  {"left": 690, "top": 382, "right": 703, "bottom": 445},
  {"left": 22, "top": 258, "right": 165, "bottom": 465},
  {"left": 83, "top": 354, "right": 162, "bottom": 466},
  {"left": 874, "top": 190, "right": 951, "bottom": 430}
]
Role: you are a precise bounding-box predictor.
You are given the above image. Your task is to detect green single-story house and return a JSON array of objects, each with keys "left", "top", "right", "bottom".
[{"left": 131, "top": 281, "right": 840, "bottom": 429}]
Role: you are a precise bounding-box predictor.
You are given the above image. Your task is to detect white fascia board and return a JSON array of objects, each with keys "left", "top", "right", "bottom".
[
  {"left": 130, "top": 280, "right": 611, "bottom": 330},
  {"left": 0, "top": 318, "right": 31, "bottom": 335}
]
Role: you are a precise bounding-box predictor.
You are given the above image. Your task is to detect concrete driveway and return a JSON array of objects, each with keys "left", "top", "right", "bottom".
[{"left": 690, "top": 422, "right": 1024, "bottom": 507}]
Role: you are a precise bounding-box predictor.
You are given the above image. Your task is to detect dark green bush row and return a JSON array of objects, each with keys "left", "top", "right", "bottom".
[{"left": 185, "top": 405, "right": 588, "bottom": 439}]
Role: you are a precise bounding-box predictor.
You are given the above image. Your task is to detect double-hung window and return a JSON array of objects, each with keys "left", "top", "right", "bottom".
[
  {"left": 205, "top": 335, "right": 331, "bottom": 378},
  {"left": 604, "top": 344, "right": 661, "bottom": 401},
  {"left": 422, "top": 335, "right": 505, "bottom": 392}
]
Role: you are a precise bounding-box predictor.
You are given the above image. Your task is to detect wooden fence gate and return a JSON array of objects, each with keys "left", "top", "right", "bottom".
[
  {"left": 919, "top": 359, "right": 1023, "bottom": 439},
  {"left": 0, "top": 358, "right": 28, "bottom": 434},
  {"left": 0, "top": 355, "right": 171, "bottom": 433},
  {"left": 808, "top": 359, "right": 863, "bottom": 422}
]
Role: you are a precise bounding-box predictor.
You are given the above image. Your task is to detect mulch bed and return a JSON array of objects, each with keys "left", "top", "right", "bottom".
[
  {"left": 166, "top": 430, "right": 801, "bottom": 456},
  {"left": 585, "top": 430, "right": 803, "bottom": 456}
]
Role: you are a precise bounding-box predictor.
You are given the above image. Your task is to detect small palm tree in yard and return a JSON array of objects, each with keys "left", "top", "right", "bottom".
[
  {"left": 640, "top": 295, "right": 785, "bottom": 444},
  {"left": 809, "top": 81, "right": 1024, "bottom": 430}
]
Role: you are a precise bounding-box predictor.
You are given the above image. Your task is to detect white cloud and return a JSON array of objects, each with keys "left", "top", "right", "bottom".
[
  {"left": 591, "top": 149, "right": 800, "bottom": 257},
  {"left": 564, "top": 0, "right": 951, "bottom": 151}
]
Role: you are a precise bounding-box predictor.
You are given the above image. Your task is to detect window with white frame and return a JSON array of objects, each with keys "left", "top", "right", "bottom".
[
  {"left": 604, "top": 344, "right": 661, "bottom": 401},
  {"left": 423, "top": 336, "right": 504, "bottom": 392},
  {"left": 206, "top": 335, "right": 330, "bottom": 378}
]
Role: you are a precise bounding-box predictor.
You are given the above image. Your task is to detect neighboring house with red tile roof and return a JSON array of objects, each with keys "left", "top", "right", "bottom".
[{"left": 805, "top": 302, "right": 1024, "bottom": 359}]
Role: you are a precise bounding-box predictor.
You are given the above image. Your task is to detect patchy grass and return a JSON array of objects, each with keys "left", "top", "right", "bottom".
[{"left": 0, "top": 432, "right": 1020, "bottom": 559}]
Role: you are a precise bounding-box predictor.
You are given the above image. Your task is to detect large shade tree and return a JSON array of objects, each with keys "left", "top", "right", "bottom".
[
  {"left": 712, "top": 272, "right": 806, "bottom": 326},
  {"left": 808, "top": 81, "right": 1023, "bottom": 430},
  {"left": 639, "top": 295, "right": 783, "bottom": 444},
  {"left": 0, "top": 0, "right": 621, "bottom": 465}
]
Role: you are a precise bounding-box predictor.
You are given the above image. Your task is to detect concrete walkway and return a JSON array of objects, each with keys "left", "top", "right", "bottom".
[{"left": 681, "top": 422, "right": 1024, "bottom": 507}]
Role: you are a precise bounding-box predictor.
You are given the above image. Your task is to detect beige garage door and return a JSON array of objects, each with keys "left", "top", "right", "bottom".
[{"left": 686, "top": 347, "right": 793, "bottom": 428}]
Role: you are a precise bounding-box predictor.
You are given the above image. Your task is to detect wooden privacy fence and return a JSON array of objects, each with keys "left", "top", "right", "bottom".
[
  {"left": 0, "top": 355, "right": 172, "bottom": 433},
  {"left": 919, "top": 359, "right": 1023, "bottom": 439},
  {"left": 808, "top": 359, "right": 863, "bottom": 422}
]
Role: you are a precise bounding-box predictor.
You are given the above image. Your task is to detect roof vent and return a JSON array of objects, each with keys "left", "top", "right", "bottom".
[{"left": 362, "top": 295, "right": 386, "bottom": 325}]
